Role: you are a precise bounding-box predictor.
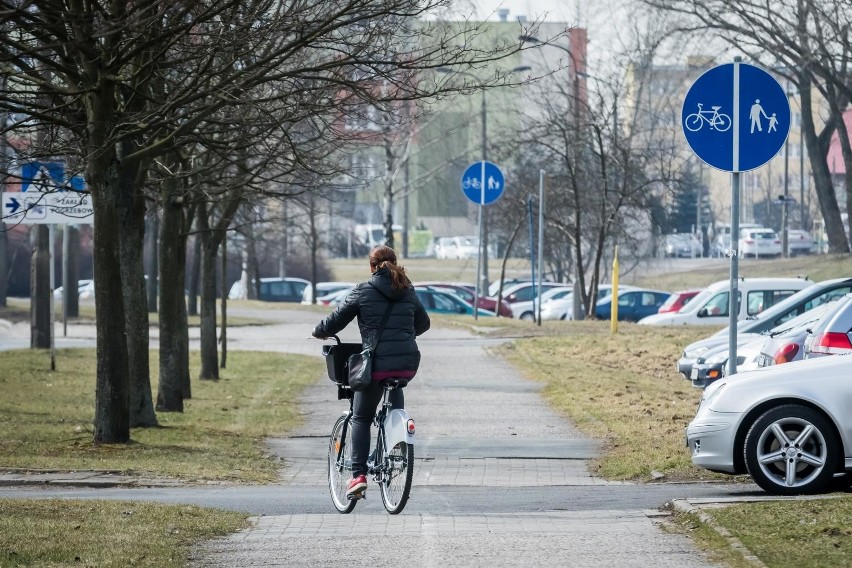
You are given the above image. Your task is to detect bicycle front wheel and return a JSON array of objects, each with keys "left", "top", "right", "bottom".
[
  {"left": 328, "top": 414, "right": 357, "bottom": 514},
  {"left": 379, "top": 442, "right": 413, "bottom": 514},
  {"left": 684, "top": 113, "right": 703, "bottom": 132}
]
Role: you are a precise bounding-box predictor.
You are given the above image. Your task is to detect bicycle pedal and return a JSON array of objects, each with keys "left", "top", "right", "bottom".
[{"left": 347, "top": 490, "right": 366, "bottom": 501}]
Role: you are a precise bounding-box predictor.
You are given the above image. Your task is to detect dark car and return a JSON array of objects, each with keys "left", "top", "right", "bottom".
[
  {"left": 414, "top": 287, "right": 494, "bottom": 317},
  {"left": 417, "top": 282, "right": 512, "bottom": 317},
  {"left": 228, "top": 277, "right": 310, "bottom": 302},
  {"left": 595, "top": 289, "right": 670, "bottom": 322}
]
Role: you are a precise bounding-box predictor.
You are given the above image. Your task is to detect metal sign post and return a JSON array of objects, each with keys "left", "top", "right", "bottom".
[
  {"left": 681, "top": 57, "right": 790, "bottom": 376},
  {"left": 461, "top": 160, "right": 505, "bottom": 320}
]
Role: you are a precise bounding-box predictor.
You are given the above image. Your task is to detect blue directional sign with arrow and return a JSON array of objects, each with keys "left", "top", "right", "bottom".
[
  {"left": 4, "top": 196, "right": 20, "bottom": 214},
  {"left": 460, "top": 161, "right": 505, "bottom": 205},
  {"left": 681, "top": 62, "right": 790, "bottom": 172}
]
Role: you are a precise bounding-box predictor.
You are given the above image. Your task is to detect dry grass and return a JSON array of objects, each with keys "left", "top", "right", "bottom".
[
  {"left": 0, "top": 499, "right": 247, "bottom": 568},
  {"left": 497, "top": 320, "right": 733, "bottom": 480},
  {"left": 0, "top": 348, "right": 322, "bottom": 483}
]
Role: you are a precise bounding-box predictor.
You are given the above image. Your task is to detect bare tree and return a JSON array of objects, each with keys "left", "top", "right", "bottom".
[{"left": 639, "top": 0, "right": 851, "bottom": 253}]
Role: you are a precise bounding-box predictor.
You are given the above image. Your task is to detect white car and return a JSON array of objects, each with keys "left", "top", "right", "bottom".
[
  {"left": 639, "top": 277, "right": 812, "bottom": 326},
  {"left": 510, "top": 286, "right": 573, "bottom": 321},
  {"left": 739, "top": 227, "right": 782, "bottom": 258},
  {"left": 301, "top": 282, "right": 355, "bottom": 305},
  {"left": 539, "top": 284, "right": 636, "bottom": 320},
  {"left": 686, "top": 354, "right": 852, "bottom": 494},
  {"left": 434, "top": 236, "right": 481, "bottom": 259}
]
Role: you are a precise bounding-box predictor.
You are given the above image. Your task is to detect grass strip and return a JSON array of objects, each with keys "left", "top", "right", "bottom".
[
  {"left": 697, "top": 498, "right": 852, "bottom": 568},
  {"left": 0, "top": 348, "right": 322, "bottom": 483},
  {"left": 499, "top": 320, "right": 729, "bottom": 480},
  {"left": 0, "top": 498, "right": 247, "bottom": 568}
]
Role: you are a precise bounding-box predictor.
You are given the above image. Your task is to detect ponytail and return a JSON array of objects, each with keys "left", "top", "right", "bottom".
[{"left": 369, "top": 245, "right": 412, "bottom": 290}]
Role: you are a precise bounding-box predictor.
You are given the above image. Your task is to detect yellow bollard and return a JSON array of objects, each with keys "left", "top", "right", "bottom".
[{"left": 611, "top": 246, "right": 619, "bottom": 334}]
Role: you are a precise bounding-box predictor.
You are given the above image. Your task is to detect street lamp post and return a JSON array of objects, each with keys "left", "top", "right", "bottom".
[
  {"left": 436, "top": 65, "right": 529, "bottom": 299},
  {"left": 519, "top": 34, "right": 585, "bottom": 318}
]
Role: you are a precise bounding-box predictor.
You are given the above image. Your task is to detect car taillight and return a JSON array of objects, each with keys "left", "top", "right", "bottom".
[
  {"left": 773, "top": 239, "right": 781, "bottom": 244},
  {"left": 810, "top": 332, "right": 852, "bottom": 355},
  {"left": 743, "top": 239, "right": 755, "bottom": 244},
  {"left": 773, "top": 343, "right": 799, "bottom": 364}
]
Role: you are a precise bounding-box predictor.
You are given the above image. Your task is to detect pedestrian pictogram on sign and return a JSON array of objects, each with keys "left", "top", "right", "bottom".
[{"left": 681, "top": 62, "right": 790, "bottom": 172}]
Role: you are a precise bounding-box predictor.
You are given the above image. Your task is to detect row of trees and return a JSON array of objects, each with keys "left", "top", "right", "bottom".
[{"left": 0, "top": 1, "right": 539, "bottom": 443}]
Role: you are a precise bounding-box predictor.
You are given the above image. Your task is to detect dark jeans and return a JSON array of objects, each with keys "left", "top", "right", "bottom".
[{"left": 350, "top": 383, "right": 404, "bottom": 478}]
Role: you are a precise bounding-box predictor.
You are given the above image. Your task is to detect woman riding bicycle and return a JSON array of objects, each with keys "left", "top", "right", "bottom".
[{"left": 312, "top": 245, "right": 430, "bottom": 499}]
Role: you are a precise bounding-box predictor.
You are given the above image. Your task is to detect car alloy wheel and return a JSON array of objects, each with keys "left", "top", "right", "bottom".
[{"left": 744, "top": 404, "right": 839, "bottom": 495}]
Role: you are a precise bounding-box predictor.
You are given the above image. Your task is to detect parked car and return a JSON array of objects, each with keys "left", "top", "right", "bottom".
[
  {"left": 54, "top": 279, "right": 94, "bottom": 299},
  {"left": 689, "top": 334, "right": 763, "bottom": 389},
  {"left": 496, "top": 281, "right": 565, "bottom": 305},
  {"left": 640, "top": 277, "right": 812, "bottom": 326},
  {"left": 676, "top": 278, "right": 852, "bottom": 379},
  {"left": 318, "top": 287, "right": 354, "bottom": 307},
  {"left": 686, "top": 354, "right": 852, "bottom": 494},
  {"left": 414, "top": 287, "right": 494, "bottom": 317},
  {"left": 228, "top": 277, "right": 310, "bottom": 302},
  {"left": 786, "top": 229, "right": 815, "bottom": 256},
  {"left": 511, "top": 286, "right": 573, "bottom": 321},
  {"left": 434, "top": 236, "right": 489, "bottom": 260},
  {"left": 662, "top": 233, "right": 702, "bottom": 258},
  {"left": 538, "top": 284, "right": 636, "bottom": 321},
  {"left": 739, "top": 227, "right": 782, "bottom": 258},
  {"left": 756, "top": 302, "right": 838, "bottom": 368},
  {"left": 803, "top": 293, "right": 852, "bottom": 358},
  {"left": 657, "top": 288, "right": 701, "bottom": 314},
  {"left": 594, "top": 289, "right": 671, "bottom": 322},
  {"left": 712, "top": 222, "right": 762, "bottom": 257},
  {"left": 301, "top": 282, "right": 355, "bottom": 305},
  {"left": 416, "top": 282, "right": 512, "bottom": 317}
]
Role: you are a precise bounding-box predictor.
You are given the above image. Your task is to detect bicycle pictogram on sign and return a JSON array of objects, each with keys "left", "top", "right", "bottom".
[{"left": 684, "top": 103, "right": 732, "bottom": 132}]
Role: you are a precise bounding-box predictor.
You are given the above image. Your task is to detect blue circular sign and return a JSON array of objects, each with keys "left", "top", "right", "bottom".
[
  {"left": 682, "top": 62, "right": 790, "bottom": 172},
  {"left": 461, "top": 161, "right": 505, "bottom": 205}
]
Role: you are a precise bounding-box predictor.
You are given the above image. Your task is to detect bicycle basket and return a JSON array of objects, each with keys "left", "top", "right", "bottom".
[{"left": 322, "top": 342, "right": 363, "bottom": 385}]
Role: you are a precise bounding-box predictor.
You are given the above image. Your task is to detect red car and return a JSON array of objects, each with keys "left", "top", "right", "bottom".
[
  {"left": 657, "top": 288, "right": 701, "bottom": 314},
  {"left": 415, "top": 282, "right": 513, "bottom": 317}
]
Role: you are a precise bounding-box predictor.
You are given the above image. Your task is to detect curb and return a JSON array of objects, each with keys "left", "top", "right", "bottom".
[
  {"left": 672, "top": 499, "right": 767, "bottom": 568},
  {"left": 0, "top": 470, "right": 187, "bottom": 489}
]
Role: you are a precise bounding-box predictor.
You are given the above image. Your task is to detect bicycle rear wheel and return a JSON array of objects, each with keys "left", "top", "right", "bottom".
[
  {"left": 328, "top": 414, "right": 357, "bottom": 513},
  {"left": 379, "top": 441, "right": 413, "bottom": 514}
]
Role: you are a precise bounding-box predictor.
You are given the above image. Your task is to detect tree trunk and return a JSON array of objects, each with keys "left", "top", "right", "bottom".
[
  {"left": 145, "top": 210, "right": 159, "bottom": 313},
  {"left": 118, "top": 148, "right": 157, "bottom": 428},
  {"left": 187, "top": 234, "right": 201, "bottom": 316},
  {"left": 156, "top": 172, "right": 186, "bottom": 412},
  {"left": 90, "top": 157, "right": 130, "bottom": 444},
  {"left": 198, "top": 203, "right": 219, "bottom": 381},
  {"left": 800, "top": 74, "right": 849, "bottom": 253},
  {"left": 220, "top": 232, "right": 227, "bottom": 369},
  {"left": 0, "top": 222, "right": 6, "bottom": 307},
  {"left": 63, "top": 226, "right": 79, "bottom": 318},
  {"left": 245, "top": 225, "right": 259, "bottom": 300},
  {"left": 30, "top": 226, "right": 50, "bottom": 348}
]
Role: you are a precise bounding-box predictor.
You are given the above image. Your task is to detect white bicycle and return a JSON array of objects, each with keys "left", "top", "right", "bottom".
[{"left": 322, "top": 336, "right": 415, "bottom": 514}]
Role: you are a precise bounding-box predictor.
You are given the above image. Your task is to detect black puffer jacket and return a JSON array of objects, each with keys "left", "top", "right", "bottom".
[{"left": 313, "top": 268, "right": 430, "bottom": 375}]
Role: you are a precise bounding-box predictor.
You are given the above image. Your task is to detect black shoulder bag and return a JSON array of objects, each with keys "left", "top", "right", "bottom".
[{"left": 347, "top": 293, "right": 396, "bottom": 391}]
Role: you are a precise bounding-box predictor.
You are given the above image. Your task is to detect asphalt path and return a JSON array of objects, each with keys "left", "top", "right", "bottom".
[{"left": 0, "top": 304, "right": 758, "bottom": 567}]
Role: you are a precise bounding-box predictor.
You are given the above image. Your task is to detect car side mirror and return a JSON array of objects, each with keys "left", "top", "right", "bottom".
[{"left": 697, "top": 308, "right": 708, "bottom": 318}]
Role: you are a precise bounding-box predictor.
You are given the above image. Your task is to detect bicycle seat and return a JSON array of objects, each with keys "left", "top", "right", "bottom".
[
  {"left": 711, "top": 105, "right": 721, "bottom": 110},
  {"left": 378, "top": 378, "right": 410, "bottom": 389}
]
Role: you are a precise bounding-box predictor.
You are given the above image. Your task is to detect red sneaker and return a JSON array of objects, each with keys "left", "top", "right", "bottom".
[{"left": 346, "top": 475, "right": 367, "bottom": 499}]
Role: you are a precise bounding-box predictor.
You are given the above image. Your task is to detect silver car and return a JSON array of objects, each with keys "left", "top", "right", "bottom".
[
  {"left": 686, "top": 354, "right": 852, "bottom": 494},
  {"left": 803, "top": 293, "right": 852, "bottom": 358}
]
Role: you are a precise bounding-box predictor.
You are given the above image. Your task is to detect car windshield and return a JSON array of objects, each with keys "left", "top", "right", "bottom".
[{"left": 767, "top": 301, "right": 836, "bottom": 337}]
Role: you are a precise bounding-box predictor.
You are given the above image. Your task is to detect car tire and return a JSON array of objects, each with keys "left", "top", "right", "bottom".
[
  {"left": 519, "top": 312, "right": 535, "bottom": 321},
  {"left": 744, "top": 404, "right": 840, "bottom": 495}
]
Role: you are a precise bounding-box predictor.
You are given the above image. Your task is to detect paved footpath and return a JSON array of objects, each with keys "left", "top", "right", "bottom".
[
  {"left": 189, "top": 319, "right": 723, "bottom": 568},
  {"left": 0, "top": 310, "right": 737, "bottom": 567}
]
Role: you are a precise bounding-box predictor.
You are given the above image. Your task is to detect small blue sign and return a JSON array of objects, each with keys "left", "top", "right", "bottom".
[
  {"left": 682, "top": 62, "right": 790, "bottom": 172},
  {"left": 461, "top": 161, "right": 505, "bottom": 205}
]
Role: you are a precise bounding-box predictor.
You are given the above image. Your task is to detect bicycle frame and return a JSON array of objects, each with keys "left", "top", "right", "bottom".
[
  {"left": 368, "top": 385, "right": 414, "bottom": 480},
  {"left": 334, "top": 383, "right": 415, "bottom": 482}
]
